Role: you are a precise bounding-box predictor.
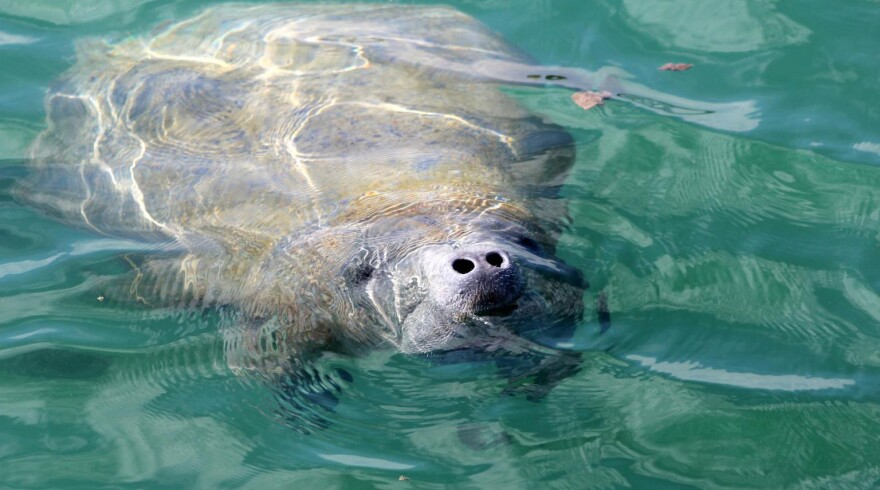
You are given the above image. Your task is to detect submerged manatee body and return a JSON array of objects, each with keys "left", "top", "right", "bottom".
[{"left": 21, "top": 5, "right": 587, "bottom": 394}]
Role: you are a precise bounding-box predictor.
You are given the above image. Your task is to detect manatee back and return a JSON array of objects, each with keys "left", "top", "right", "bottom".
[{"left": 20, "top": 4, "right": 572, "bottom": 248}]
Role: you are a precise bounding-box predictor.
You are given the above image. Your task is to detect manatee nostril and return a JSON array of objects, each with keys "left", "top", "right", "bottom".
[
  {"left": 485, "top": 252, "right": 504, "bottom": 267},
  {"left": 452, "top": 258, "right": 475, "bottom": 274}
]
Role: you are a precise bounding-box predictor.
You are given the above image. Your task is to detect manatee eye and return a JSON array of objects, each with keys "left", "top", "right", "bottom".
[
  {"left": 351, "top": 264, "right": 374, "bottom": 285},
  {"left": 516, "top": 235, "right": 541, "bottom": 253}
]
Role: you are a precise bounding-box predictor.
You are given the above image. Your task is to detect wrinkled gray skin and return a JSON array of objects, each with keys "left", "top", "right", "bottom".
[{"left": 19, "top": 5, "right": 587, "bottom": 388}]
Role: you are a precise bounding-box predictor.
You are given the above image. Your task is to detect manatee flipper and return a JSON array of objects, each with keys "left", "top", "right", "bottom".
[
  {"left": 84, "top": 253, "right": 199, "bottom": 308},
  {"left": 498, "top": 350, "right": 582, "bottom": 402},
  {"left": 597, "top": 291, "right": 611, "bottom": 334},
  {"left": 495, "top": 290, "right": 608, "bottom": 400},
  {"left": 456, "top": 423, "right": 513, "bottom": 451},
  {"left": 222, "top": 313, "right": 355, "bottom": 432},
  {"left": 97, "top": 243, "right": 263, "bottom": 310},
  {"left": 274, "top": 365, "right": 354, "bottom": 433}
]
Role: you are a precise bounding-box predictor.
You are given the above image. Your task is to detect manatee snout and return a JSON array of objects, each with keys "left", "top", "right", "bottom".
[
  {"left": 394, "top": 238, "right": 586, "bottom": 354},
  {"left": 428, "top": 244, "right": 524, "bottom": 315}
]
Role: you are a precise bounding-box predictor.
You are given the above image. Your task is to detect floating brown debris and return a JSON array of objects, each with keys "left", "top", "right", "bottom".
[
  {"left": 658, "top": 63, "right": 693, "bottom": 71},
  {"left": 571, "top": 90, "right": 613, "bottom": 110}
]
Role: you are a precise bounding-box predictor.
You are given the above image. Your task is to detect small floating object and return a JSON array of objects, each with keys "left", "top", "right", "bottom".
[
  {"left": 571, "top": 90, "right": 613, "bottom": 110},
  {"left": 399, "top": 475, "right": 411, "bottom": 481},
  {"left": 658, "top": 63, "right": 693, "bottom": 71},
  {"left": 526, "top": 74, "right": 567, "bottom": 80}
]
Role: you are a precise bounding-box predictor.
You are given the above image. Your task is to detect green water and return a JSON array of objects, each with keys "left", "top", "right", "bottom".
[{"left": 2, "top": 1, "right": 880, "bottom": 488}]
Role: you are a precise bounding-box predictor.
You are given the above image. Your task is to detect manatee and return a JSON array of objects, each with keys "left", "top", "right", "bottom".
[{"left": 18, "top": 4, "right": 597, "bottom": 410}]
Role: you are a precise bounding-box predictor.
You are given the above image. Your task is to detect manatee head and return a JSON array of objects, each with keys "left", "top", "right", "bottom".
[{"left": 351, "top": 211, "right": 586, "bottom": 356}]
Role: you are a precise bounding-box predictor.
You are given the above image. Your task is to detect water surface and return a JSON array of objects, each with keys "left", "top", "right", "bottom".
[{"left": 2, "top": 0, "right": 880, "bottom": 488}]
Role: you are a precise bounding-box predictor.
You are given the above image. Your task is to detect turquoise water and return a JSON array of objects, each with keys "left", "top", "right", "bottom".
[{"left": 2, "top": 1, "right": 880, "bottom": 488}]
